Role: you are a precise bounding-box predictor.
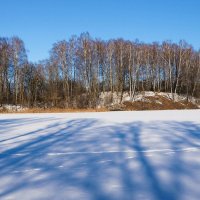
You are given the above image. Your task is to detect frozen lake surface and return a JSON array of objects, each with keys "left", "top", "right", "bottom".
[{"left": 0, "top": 110, "right": 200, "bottom": 200}]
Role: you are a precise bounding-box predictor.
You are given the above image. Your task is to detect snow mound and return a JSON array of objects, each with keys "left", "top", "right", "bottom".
[
  {"left": 99, "top": 91, "right": 199, "bottom": 107},
  {"left": 0, "top": 104, "right": 27, "bottom": 112}
]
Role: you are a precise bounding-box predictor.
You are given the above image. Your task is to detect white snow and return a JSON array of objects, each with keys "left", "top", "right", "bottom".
[
  {"left": 0, "top": 110, "right": 200, "bottom": 200},
  {"left": 0, "top": 104, "right": 27, "bottom": 112}
]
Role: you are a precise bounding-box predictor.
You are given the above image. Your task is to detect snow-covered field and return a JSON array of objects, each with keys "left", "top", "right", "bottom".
[{"left": 0, "top": 110, "right": 200, "bottom": 200}]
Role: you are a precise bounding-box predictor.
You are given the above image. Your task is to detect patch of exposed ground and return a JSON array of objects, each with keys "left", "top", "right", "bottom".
[{"left": 123, "top": 95, "right": 198, "bottom": 111}]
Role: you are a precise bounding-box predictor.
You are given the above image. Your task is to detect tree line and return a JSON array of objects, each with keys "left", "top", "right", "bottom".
[{"left": 0, "top": 33, "right": 200, "bottom": 108}]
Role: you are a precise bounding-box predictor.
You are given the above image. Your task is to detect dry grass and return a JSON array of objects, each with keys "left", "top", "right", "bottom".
[
  {"left": 0, "top": 95, "right": 198, "bottom": 113},
  {"left": 0, "top": 107, "right": 108, "bottom": 114}
]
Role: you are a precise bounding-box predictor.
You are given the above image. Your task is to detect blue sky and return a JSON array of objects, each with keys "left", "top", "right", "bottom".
[{"left": 1, "top": 0, "right": 199, "bottom": 62}]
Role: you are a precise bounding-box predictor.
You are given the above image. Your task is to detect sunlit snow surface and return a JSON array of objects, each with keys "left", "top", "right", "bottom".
[{"left": 0, "top": 110, "right": 200, "bottom": 200}]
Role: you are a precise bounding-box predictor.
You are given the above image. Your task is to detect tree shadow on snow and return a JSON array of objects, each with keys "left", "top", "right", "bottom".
[{"left": 0, "top": 117, "right": 200, "bottom": 200}]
